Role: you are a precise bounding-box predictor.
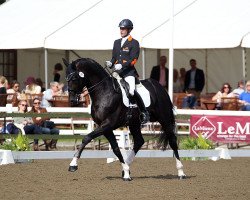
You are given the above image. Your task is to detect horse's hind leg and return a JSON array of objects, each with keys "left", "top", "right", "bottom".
[
  {"left": 126, "top": 123, "right": 145, "bottom": 165},
  {"left": 161, "top": 122, "right": 186, "bottom": 179},
  {"left": 104, "top": 131, "right": 132, "bottom": 181},
  {"left": 169, "top": 133, "right": 186, "bottom": 179}
]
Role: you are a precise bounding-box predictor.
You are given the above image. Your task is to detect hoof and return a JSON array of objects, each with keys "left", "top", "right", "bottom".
[
  {"left": 68, "top": 165, "right": 78, "bottom": 172},
  {"left": 122, "top": 170, "right": 132, "bottom": 181},
  {"left": 179, "top": 175, "right": 186, "bottom": 180},
  {"left": 123, "top": 177, "right": 133, "bottom": 181}
]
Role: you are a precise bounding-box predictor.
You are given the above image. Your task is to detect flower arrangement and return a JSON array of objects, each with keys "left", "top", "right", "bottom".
[
  {"left": 179, "top": 134, "right": 214, "bottom": 160},
  {"left": 0, "top": 133, "right": 31, "bottom": 151}
]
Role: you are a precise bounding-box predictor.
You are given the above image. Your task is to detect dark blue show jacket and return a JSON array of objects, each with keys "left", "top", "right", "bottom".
[{"left": 110, "top": 36, "right": 140, "bottom": 78}]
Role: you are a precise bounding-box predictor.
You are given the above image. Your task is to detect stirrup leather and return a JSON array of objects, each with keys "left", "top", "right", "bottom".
[{"left": 140, "top": 111, "right": 150, "bottom": 124}]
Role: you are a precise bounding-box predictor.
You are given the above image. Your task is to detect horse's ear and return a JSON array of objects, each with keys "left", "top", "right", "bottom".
[{"left": 62, "top": 58, "right": 69, "bottom": 67}]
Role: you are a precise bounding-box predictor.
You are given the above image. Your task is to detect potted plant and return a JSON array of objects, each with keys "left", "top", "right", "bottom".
[
  {"left": 179, "top": 134, "right": 214, "bottom": 160},
  {"left": 0, "top": 133, "right": 32, "bottom": 163}
]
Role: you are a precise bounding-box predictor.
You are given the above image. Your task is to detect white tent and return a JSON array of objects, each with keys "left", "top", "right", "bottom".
[
  {"left": 242, "top": 32, "right": 250, "bottom": 48},
  {"left": 3, "top": 0, "right": 250, "bottom": 50},
  {"left": 0, "top": 0, "right": 250, "bottom": 93},
  {"left": 141, "top": 0, "right": 250, "bottom": 49},
  {"left": 0, "top": 0, "right": 195, "bottom": 50},
  {"left": 0, "top": 0, "right": 101, "bottom": 49}
]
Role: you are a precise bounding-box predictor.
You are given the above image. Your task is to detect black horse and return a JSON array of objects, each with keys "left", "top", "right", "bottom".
[{"left": 65, "top": 58, "right": 186, "bottom": 181}]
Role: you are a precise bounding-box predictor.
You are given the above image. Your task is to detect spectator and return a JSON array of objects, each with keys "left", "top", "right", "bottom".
[
  {"left": 0, "top": 75, "right": 7, "bottom": 94},
  {"left": 231, "top": 80, "right": 245, "bottom": 97},
  {"left": 182, "top": 93, "right": 197, "bottom": 109},
  {"left": 30, "top": 98, "right": 59, "bottom": 150},
  {"left": 150, "top": 56, "right": 169, "bottom": 89},
  {"left": 41, "top": 81, "right": 60, "bottom": 107},
  {"left": 179, "top": 67, "right": 186, "bottom": 92},
  {"left": 212, "top": 82, "right": 234, "bottom": 109},
  {"left": 24, "top": 76, "right": 41, "bottom": 94},
  {"left": 7, "top": 80, "right": 21, "bottom": 105},
  {"left": 12, "top": 100, "right": 45, "bottom": 151},
  {"left": 173, "top": 69, "right": 182, "bottom": 93},
  {"left": 35, "top": 78, "right": 46, "bottom": 92},
  {"left": 184, "top": 59, "right": 205, "bottom": 100},
  {"left": 53, "top": 63, "right": 63, "bottom": 82},
  {"left": 58, "top": 82, "right": 66, "bottom": 95},
  {"left": 239, "top": 80, "right": 250, "bottom": 111},
  {"left": 0, "top": 76, "right": 8, "bottom": 106},
  {"left": 7, "top": 80, "right": 21, "bottom": 96}
]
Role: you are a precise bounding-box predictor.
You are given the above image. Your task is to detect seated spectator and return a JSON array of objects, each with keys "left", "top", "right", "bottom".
[
  {"left": 0, "top": 75, "right": 7, "bottom": 94},
  {"left": 212, "top": 82, "right": 234, "bottom": 109},
  {"left": 173, "top": 69, "right": 182, "bottom": 93},
  {"left": 231, "top": 80, "right": 245, "bottom": 97},
  {"left": 0, "top": 76, "right": 8, "bottom": 106},
  {"left": 30, "top": 98, "right": 59, "bottom": 150},
  {"left": 7, "top": 80, "right": 21, "bottom": 105},
  {"left": 41, "top": 81, "right": 60, "bottom": 107},
  {"left": 35, "top": 78, "right": 46, "bottom": 92},
  {"left": 24, "top": 76, "right": 42, "bottom": 94},
  {"left": 12, "top": 100, "right": 46, "bottom": 151},
  {"left": 239, "top": 80, "right": 250, "bottom": 111},
  {"left": 182, "top": 93, "right": 197, "bottom": 109},
  {"left": 58, "top": 82, "right": 66, "bottom": 95}
]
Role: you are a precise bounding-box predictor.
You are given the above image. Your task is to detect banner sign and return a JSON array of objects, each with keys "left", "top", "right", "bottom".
[{"left": 190, "top": 115, "right": 250, "bottom": 143}]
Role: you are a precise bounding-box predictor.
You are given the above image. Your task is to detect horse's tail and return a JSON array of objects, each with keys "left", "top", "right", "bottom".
[{"left": 147, "top": 79, "right": 176, "bottom": 151}]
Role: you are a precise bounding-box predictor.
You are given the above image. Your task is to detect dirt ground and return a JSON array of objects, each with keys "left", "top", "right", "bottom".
[{"left": 1, "top": 158, "right": 250, "bottom": 200}]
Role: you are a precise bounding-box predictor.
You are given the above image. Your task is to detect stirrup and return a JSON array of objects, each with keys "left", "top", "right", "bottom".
[{"left": 140, "top": 111, "right": 150, "bottom": 124}]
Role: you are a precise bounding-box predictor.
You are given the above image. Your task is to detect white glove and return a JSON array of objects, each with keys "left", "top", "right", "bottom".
[
  {"left": 114, "top": 64, "right": 122, "bottom": 71},
  {"left": 105, "top": 61, "right": 112, "bottom": 68}
]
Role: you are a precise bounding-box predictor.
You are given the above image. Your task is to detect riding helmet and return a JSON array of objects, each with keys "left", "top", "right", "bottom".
[{"left": 118, "top": 19, "right": 133, "bottom": 29}]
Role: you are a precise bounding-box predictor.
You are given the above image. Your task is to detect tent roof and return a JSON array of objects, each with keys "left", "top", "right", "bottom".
[
  {"left": 141, "top": 0, "right": 250, "bottom": 49},
  {"left": 0, "top": 0, "right": 249, "bottom": 50},
  {"left": 0, "top": 0, "right": 100, "bottom": 49},
  {"left": 241, "top": 32, "right": 250, "bottom": 48}
]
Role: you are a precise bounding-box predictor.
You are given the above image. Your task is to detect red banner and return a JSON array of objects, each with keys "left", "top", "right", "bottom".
[{"left": 190, "top": 115, "right": 250, "bottom": 143}]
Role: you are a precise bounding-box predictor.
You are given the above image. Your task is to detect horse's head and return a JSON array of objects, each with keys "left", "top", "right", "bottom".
[{"left": 64, "top": 59, "right": 86, "bottom": 107}]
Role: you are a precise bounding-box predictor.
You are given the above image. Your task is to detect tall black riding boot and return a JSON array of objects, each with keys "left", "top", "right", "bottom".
[{"left": 133, "top": 91, "right": 150, "bottom": 124}]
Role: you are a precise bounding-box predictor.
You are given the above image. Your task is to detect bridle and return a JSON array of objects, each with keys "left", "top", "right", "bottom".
[{"left": 66, "top": 66, "right": 110, "bottom": 96}]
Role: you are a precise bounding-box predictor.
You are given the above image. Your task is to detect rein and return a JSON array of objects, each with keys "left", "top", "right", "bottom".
[{"left": 67, "top": 62, "right": 120, "bottom": 97}]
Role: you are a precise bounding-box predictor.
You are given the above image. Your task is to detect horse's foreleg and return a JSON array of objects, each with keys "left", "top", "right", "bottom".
[
  {"left": 104, "top": 132, "right": 125, "bottom": 163},
  {"left": 68, "top": 127, "right": 103, "bottom": 172},
  {"left": 104, "top": 132, "right": 132, "bottom": 181}
]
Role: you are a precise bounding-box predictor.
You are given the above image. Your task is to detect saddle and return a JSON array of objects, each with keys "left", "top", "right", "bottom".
[{"left": 112, "top": 73, "right": 151, "bottom": 108}]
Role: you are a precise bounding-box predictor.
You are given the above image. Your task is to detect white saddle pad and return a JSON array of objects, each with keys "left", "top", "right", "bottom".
[{"left": 114, "top": 73, "right": 151, "bottom": 107}]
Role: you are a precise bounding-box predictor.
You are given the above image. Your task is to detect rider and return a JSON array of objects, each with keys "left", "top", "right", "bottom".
[{"left": 106, "top": 19, "right": 149, "bottom": 124}]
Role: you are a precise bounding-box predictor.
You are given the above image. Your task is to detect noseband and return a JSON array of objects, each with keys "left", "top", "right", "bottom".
[{"left": 66, "top": 71, "right": 83, "bottom": 94}]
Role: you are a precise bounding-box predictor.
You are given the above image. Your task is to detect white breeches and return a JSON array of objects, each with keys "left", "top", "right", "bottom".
[{"left": 124, "top": 76, "right": 135, "bottom": 96}]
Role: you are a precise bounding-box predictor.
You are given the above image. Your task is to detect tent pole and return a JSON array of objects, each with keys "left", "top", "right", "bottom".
[
  {"left": 205, "top": 49, "right": 208, "bottom": 93},
  {"left": 242, "top": 47, "right": 246, "bottom": 81},
  {"left": 44, "top": 48, "right": 48, "bottom": 90},
  {"left": 142, "top": 48, "right": 146, "bottom": 80},
  {"left": 168, "top": 0, "right": 174, "bottom": 102}
]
